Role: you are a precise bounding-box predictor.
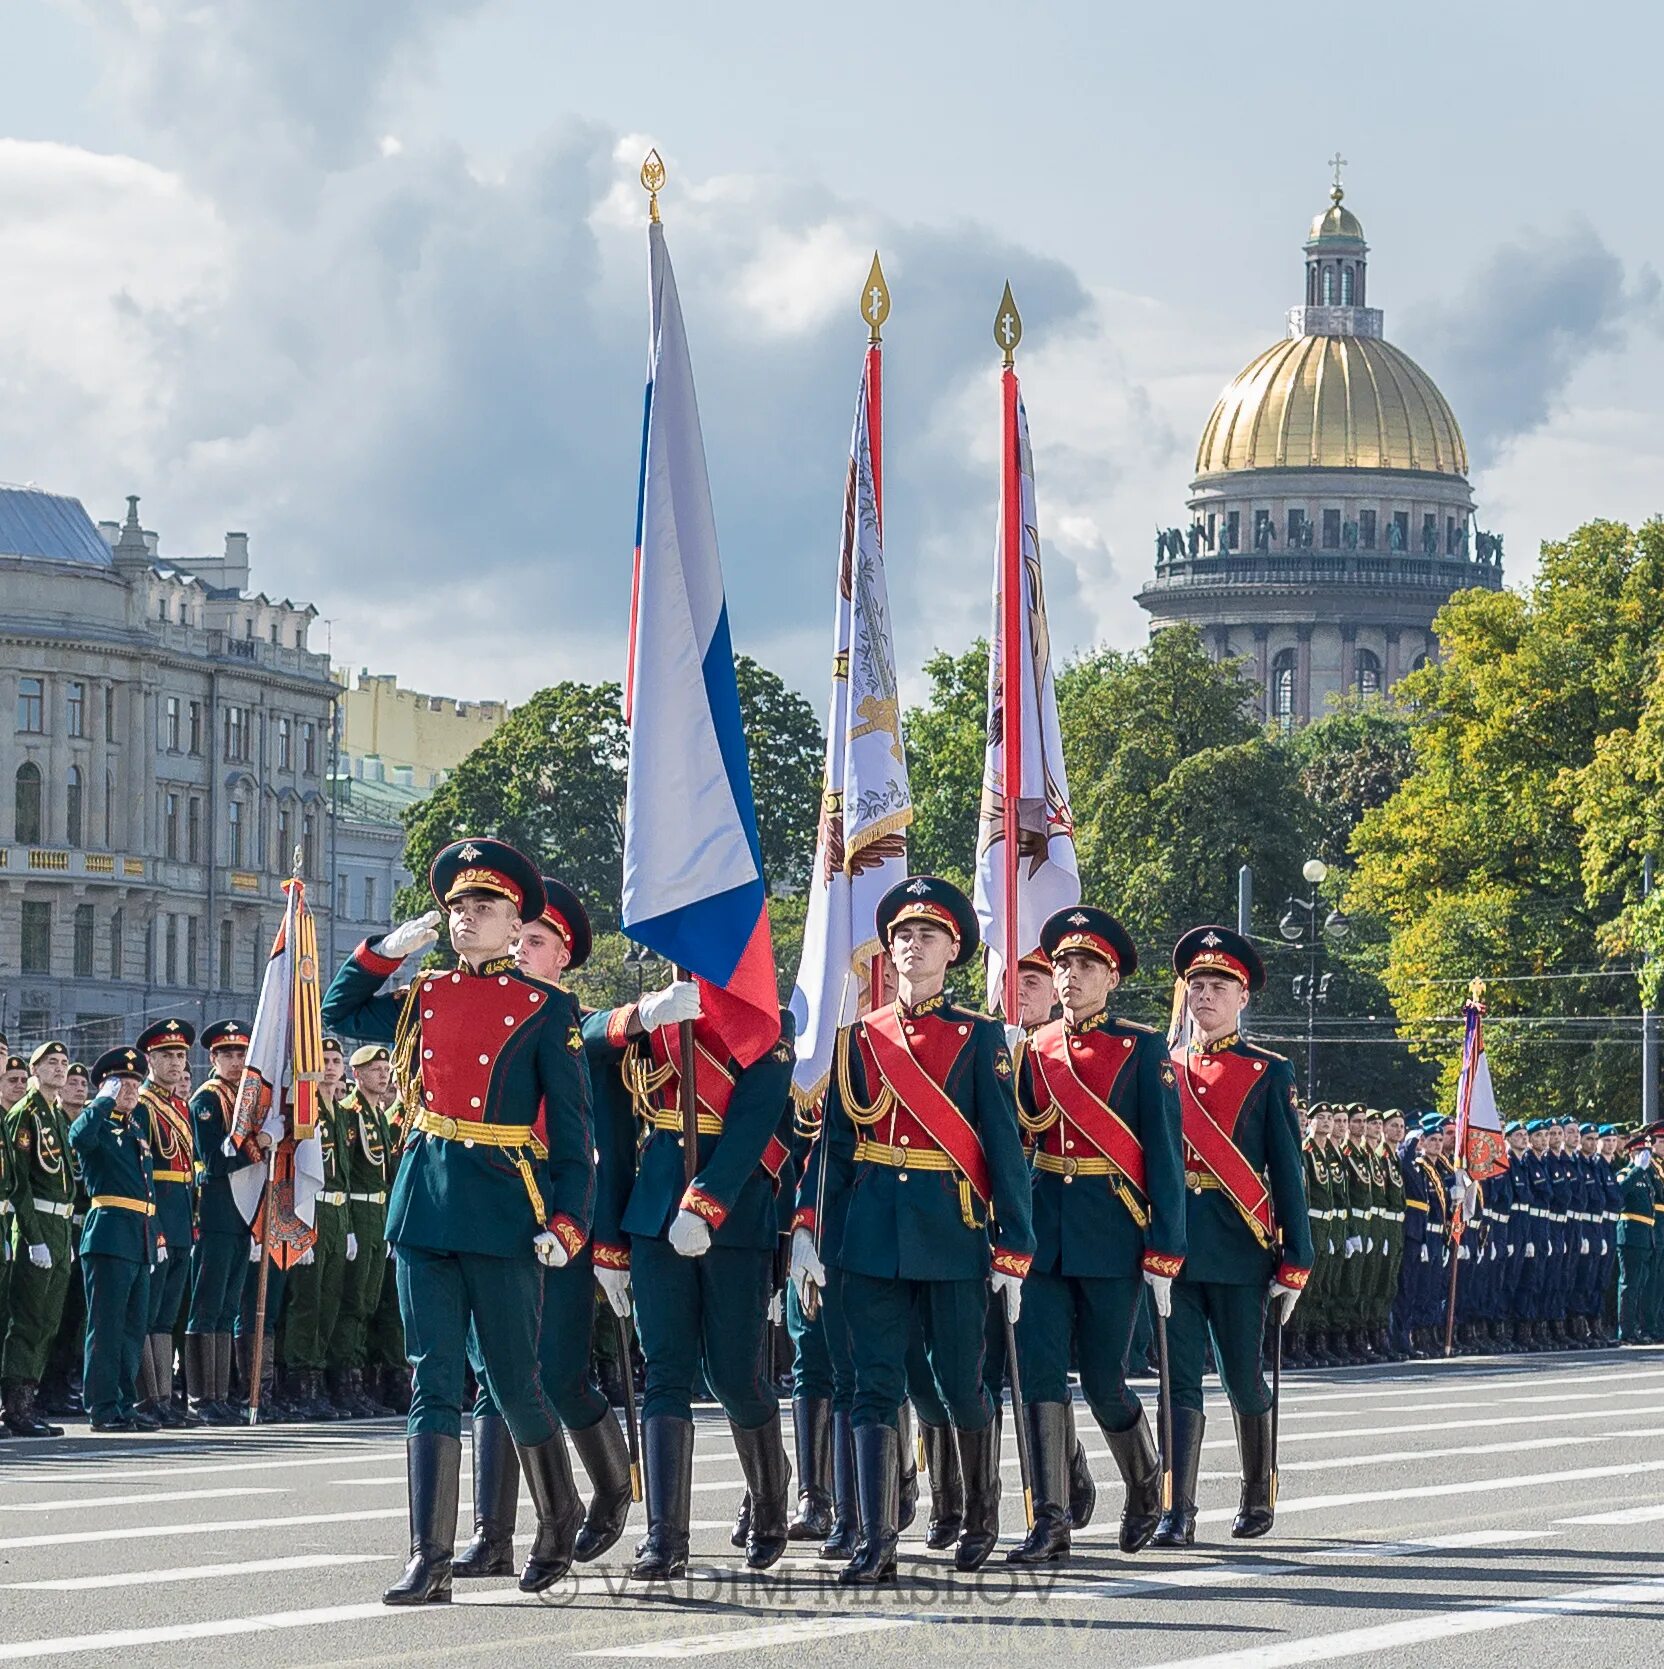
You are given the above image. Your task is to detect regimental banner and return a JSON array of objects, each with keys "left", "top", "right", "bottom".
[{"left": 1453, "top": 988, "right": 1509, "bottom": 1194}]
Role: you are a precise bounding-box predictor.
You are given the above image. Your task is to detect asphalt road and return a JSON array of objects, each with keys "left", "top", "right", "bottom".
[{"left": 2, "top": 1348, "right": 1662, "bottom": 1667}]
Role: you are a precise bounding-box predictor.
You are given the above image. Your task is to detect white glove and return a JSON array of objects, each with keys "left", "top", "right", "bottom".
[
  {"left": 346, "top": 1233, "right": 359, "bottom": 1262},
  {"left": 155, "top": 1241, "right": 168, "bottom": 1263},
  {"left": 98, "top": 1076, "right": 123, "bottom": 1099},
  {"left": 380, "top": 910, "right": 441, "bottom": 960},
  {"left": 596, "top": 1265, "right": 633, "bottom": 1318},
  {"left": 1600, "top": 1238, "right": 1608, "bottom": 1256},
  {"left": 1142, "top": 1269, "right": 1173, "bottom": 1318},
  {"left": 667, "top": 1209, "right": 711, "bottom": 1258},
  {"left": 1269, "top": 1279, "right": 1303, "bottom": 1321},
  {"left": 1545, "top": 1240, "right": 1554, "bottom": 1257},
  {"left": 768, "top": 1287, "right": 784, "bottom": 1325},
  {"left": 638, "top": 980, "right": 702, "bottom": 1031},
  {"left": 27, "top": 1243, "right": 51, "bottom": 1270},
  {"left": 249, "top": 1241, "right": 263, "bottom": 1262},
  {"left": 1525, "top": 1241, "right": 1536, "bottom": 1258},
  {"left": 1506, "top": 1242, "right": 1516, "bottom": 1256},
  {"left": 789, "top": 1225, "right": 827, "bottom": 1310},
  {"left": 1003, "top": 1023, "right": 1024, "bottom": 1051},
  {"left": 1458, "top": 1243, "right": 1470, "bottom": 1261},
  {"left": 386, "top": 1241, "right": 395, "bottom": 1260},
  {"left": 1344, "top": 1236, "right": 1362, "bottom": 1258},
  {"left": 299, "top": 1247, "right": 315, "bottom": 1266},
  {"left": 533, "top": 1230, "right": 569, "bottom": 1268},
  {"left": 1419, "top": 1243, "right": 1430, "bottom": 1264},
  {"left": 1580, "top": 1238, "right": 1589, "bottom": 1255},
  {"left": 991, "top": 1269, "right": 1023, "bottom": 1323}
]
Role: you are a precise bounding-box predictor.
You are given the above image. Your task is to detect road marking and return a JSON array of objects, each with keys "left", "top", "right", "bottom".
[
  {"left": 1310, "top": 1529, "right": 1551, "bottom": 1557},
  {"left": 0, "top": 1507, "right": 404, "bottom": 1552},
  {"left": 1558, "top": 1502, "right": 1664, "bottom": 1525},
  {"left": 4, "top": 1487, "right": 284, "bottom": 1514},
  {"left": 580, "top": 1618, "right": 917, "bottom": 1658},
  {"left": 0, "top": 1604, "right": 396, "bottom": 1662},
  {"left": 0, "top": 1450, "right": 406, "bottom": 1487},
  {"left": 4, "top": 1553, "right": 390, "bottom": 1591},
  {"left": 1127, "top": 1575, "right": 1664, "bottom": 1669},
  {"left": 1269, "top": 1366, "right": 1664, "bottom": 1405}
]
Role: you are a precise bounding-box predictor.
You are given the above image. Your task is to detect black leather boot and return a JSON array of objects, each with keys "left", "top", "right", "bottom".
[
  {"left": 383, "top": 1433, "right": 461, "bottom": 1604},
  {"left": 1065, "top": 1401, "right": 1096, "bottom": 1528},
  {"left": 919, "top": 1419, "right": 963, "bottom": 1550},
  {"left": 734, "top": 1410, "right": 792, "bottom": 1570},
  {"left": 516, "top": 1433, "right": 585, "bottom": 1591},
  {"left": 1005, "top": 1403, "right": 1071, "bottom": 1564},
  {"left": 838, "top": 1422, "right": 899, "bottom": 1586},
  {"left": 897, "top": 1400, "right": 919, "bottom": 1532},
  {"left": 821, "top": 1409, "right": 858, "bottom": 1560},
  {"left": 5, "top": 1383, "right": 63, "bottom": 1438},
  {"left": 631, "top": 1415, "right": 694, "bottom": 1581},
  {"left": 1231, "top": 1408, "right": 1275, "bottom": 1538},
  {"left": 1102, "top": 1409, "right": 1162, "bottom": 1552},
  {"left": 147, "top": 1335, "right": 185, "bottom": 1425},
  {"left": 185, "top": 1334, "right": 215, "bottom": 1423},
  {"left": 571, "top": 1410, "right": 633, "bottom": 1562},
  {"left": 729, "top": 1492, "right": 751, "bottom": 1549},
  {"left": 953, "top": 1417, "right": 1002, "bottom": 1571},
  {"left": 452, "top": 1413, "right": 518, "bottom": 1578},
  {"left": 1150, "top": 1406, "right": 1205, "bottom": 1548},
  {"left": 786, "top": 1395, "right": 833, "bottom": 1541}
]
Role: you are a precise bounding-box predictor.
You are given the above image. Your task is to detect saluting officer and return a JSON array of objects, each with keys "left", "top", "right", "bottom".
[
  {"left": 135, "top": 1019, "right": 199, "bottom": 1427},
  {"left": 1006, "top": 906, "right": 1184, "bottom": 1566},
  {"left": 324, "top": 838, "right": 594, "bottom": 1604},
  {"left": 334, "top": 1044, "right": 399, "bottom": 1415},
  {"left": 70, "top": 1047, "right": 159, "bottom": 1430},
  {"left": 1155, "top": 927, "right": 1312, "bottom": 1548},
  {"left": 3, "top": 1042, "right": 76, "bottom": 1438},
  {"left": 791, "top": 876, "right": 1035, "bottom": 1584},
  {"left": 454, "top": 878, "right": 633, "bottom": 1580},
  {"left": 581, "top": 965, "right": 796, "bottom": 1581}
]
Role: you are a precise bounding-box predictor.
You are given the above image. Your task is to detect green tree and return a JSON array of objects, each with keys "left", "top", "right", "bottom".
[
  {"left": 734, "top": 655, "right": 823, "bottom": 896},
  {"left": 1288, "top": 698, "right": 1414, "bottom": 863},
  {"left": 902, "top": 644, "right": 987, "bottom": 893}
]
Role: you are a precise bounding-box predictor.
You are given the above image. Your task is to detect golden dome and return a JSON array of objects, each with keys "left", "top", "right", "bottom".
[
  {"left": 1195, "top": 334, "right": 1468, "bottom": 478},
  {"left": 1308, "top": 190, "right": 1364, "bottom": 243}
]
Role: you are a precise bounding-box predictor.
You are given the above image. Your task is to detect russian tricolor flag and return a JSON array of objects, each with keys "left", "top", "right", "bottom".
[{"left": 621, "top": 217, "right": 781, "bottom": 1067}]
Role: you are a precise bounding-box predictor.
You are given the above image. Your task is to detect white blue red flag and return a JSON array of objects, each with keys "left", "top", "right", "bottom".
[{"left": 622, "top": 218, "right": 780, "bottom": 1067}]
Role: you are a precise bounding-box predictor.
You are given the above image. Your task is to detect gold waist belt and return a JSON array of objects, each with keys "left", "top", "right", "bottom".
[
  {"left": 411, "top": 1110, "right": 545, "bottom": 1225},
  {"left": 152, "top": 1169, "right": 191, "bottom": 1183},
  {"left": 1184, "top": 1170, "right": 1225, "bottom": 1192},
  {"left": 91, "top": 1194, "right": 155, "bottom": 1216},
  {"left": 650, "top": 1111, "right": 725, "bottom": 1138},
  {"left": 1035, "top": 1151, "right": 1114, "bottom": 1177},
  {"left": 852, "top": 1139, "right": 980, "bottom": 1229}
]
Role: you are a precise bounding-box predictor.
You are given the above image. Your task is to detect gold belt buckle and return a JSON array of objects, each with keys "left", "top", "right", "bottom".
[
  {"left": 1186, "top": 1169, "right": 1204, "bottom": 1193},
  {"left": 1060, "top": 1156, "right": 1078, "bottom": 1178},
  {"left": 430, "top": 1113, "right": 458, "bottom": 1141}
]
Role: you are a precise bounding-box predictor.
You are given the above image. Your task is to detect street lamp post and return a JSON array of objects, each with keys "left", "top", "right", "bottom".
[
  {"left": 1279, "top": 857, "right": 1350, "bottom": 1101},
  {"left": 623, "top": 941, "right": 661, "bottom": 1000}
]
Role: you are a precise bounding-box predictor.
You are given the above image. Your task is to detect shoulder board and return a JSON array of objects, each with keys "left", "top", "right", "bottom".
[
  {"left": 1240, "top": 1041, "right": 1291, "bottom": 1065},
  {"left": 1112, "top": 1018, "right": 1159, "bottom": 1035}
]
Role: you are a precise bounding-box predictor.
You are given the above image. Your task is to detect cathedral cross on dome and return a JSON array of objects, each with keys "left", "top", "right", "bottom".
[{"left": 1329, "top": 152, "right": 1348, "bottom": 198}]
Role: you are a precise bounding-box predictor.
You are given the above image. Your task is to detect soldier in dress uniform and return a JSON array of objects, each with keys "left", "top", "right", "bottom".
[
  {"left": 334, "top": 1044, "right": 399, "bottom": 1415},
  {"left": 1152, "top": 927, "right": 1311, "bottom": 1548},
  {"left": 135, "top": 1019, "right": 199, "bottom": 1427},
  {"left": 1616, "top": 1132, "right": 1654, "bottom": 1344},
  {"left": 1333, "top": 1105, "right": 1376, "bottom": 1362},
  {"left": 453, "top": 878, "right": 633, "bottom": 1580},
  {"left": 3, "top": 1041, "right": 77, "bottom": 1437},
  {"left": 41, "top": 1060, "right": 92, "bottom": 1418},
  {"left": 323, "top": 837, "right": 595, "bottom": 1603},
  {"left": 185, "top": 1020, "right": 256, "bottom": 1425},
  {"left": 1643, "top": 1126, "right": 1664, "bottom": 1343},
  {"left": 790, "top": 876, "right": 1035, "bottom": 1585},
  {"left": 69, "top": 1046, "right": 158, "bottom": 1430},
  {"left": 581, "top": 957, "right": 796, "bottom": 1582},
  {"left": 1369, "top": 1111, "right": 1407, "bottom": 1360},
  {"left": 1595, "top": 1127, "right": 1623, "bottom": 1343},
  {"left": 1287, "top": 1105, "right": 1330, "bottom": 1368},
  {"left": 0, "top": 1046, "right": 17, "bottom": 1405},
  {"left": 1005, "top": 906, "right": 1184, "bottom": 1566}
]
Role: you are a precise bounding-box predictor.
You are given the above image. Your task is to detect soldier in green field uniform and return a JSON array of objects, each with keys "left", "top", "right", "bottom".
[
  {"left": 334, "top": 1043, "right": 398, "bottom": 1415},
  {"left": 3, "top": 1042, "right": 76, "bottom": 1437},
  {"left": 70, "top": 1046, "right": 158, "bottom": 1430},
  {"left": 41, "top": 1060, "right": 91, "bottom": 1417},
  {"left": 368, "top": 1087, "right": 410, "bottom": 1414},
  {"left": 323, "top": 837, "right": 595, "bottom": 1605},
  {"left": 1153, "top": 926, "right": 1312, "bottom": 1549},
  {"left": 1372, "top": 1111, "right": 1407, "bottom": 1360},
  {"left": 282, "top": 1038, "right": 355, "bottom": 1421},
  {"left": 0, "top": 1046, "right": 20, "bottom": 1411},
  {"left": 1291, "top": 1105, "right": 1336, "bottom": 1367}
]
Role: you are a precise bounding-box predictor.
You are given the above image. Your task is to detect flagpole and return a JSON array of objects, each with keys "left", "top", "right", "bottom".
[
  {"left": 995, "top": 282, "right": 1024, "bottom": 1021},
  {"left": 861, "top": 253, "right": 890, "bottom": 1016},
  {"left": 1443, "top": 979, "right": 1484, "bottom": 1358}
]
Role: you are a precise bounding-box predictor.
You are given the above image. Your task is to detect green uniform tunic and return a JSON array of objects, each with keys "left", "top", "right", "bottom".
[
  {"left": 0, "top": 1112, "right": 17, "bottom": 1360},
  {"left": 187, "top": 1075, "right": 259, "bottom": 1335},
  {"left": 3, "top": 1087, "right": 76, "bottom": 1387},
  {"left": 140, "top": 1082, "right": 196, "bottom": 1333},
  {"left": 335, "top": 1085, "right": 396, "bottom": 1372},
  {"left": 283, "top": 1093, "right": 352, "bottom": 1371},
  {"left": 1618, "top": 1159, "right": 1658, "bottom": 1342}
]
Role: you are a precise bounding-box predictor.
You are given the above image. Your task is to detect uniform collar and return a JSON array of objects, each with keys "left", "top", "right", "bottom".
[
  {"left": 463, "top": 954, "right": 518, "bottom": 978},
  {"left": 896, "top": 991, "right": 946, "bottom": 1020},
  {"left": 1189, "top": 1030, "right": 1239, "bottom": 1056},
  {"left": 1063, "top": 1006, "right": 1109, "bottom": 1035}
]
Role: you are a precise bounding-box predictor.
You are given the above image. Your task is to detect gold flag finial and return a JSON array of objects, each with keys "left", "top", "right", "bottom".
[
  {"left": 860, "top": 252, "right": 890, "bottom": 344},
  {"left": 640, "top": 148, "right": 666, "bottom": 223},
  {"left": 994, "top": 281, "right": 1023, "bottom": 367},
  {"left": 291, "top": 844, "right": 304, "bottom": 878},
  {"left": 1468, "top": 976, "right": 1486, "bottom": 1007}
]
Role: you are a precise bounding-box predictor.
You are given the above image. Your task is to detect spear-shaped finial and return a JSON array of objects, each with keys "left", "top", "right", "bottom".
[
  {"left": 641, "top": 148, "right": 666, "bottom": 223},
  {"left": 861, "top": 252, "right": 890, "bottom": 345},
  {"left": 994, "top": 281, "right": 1023, "bottom": 368},
  {"left": 292, "top": 844, "right": 304, "bottom": 879}
]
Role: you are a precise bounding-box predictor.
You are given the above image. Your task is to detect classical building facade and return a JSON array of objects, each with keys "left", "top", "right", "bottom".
[
  {"left": 336, "top": 668, "right": 507, "bottom": 794},
  {"left": 1137, "top": 179, "right": 1505, "bottom": 722},
  {"left": 0, "top": 489, "right": 337, "bottom": 1055}
]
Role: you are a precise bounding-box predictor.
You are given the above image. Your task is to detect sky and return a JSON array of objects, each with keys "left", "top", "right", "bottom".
[{"left": 1, "top": 0, "right": 1660, "bottom": 707}]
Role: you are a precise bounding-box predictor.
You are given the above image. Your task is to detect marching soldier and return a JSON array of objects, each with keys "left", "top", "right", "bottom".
[
  {"left": 135, "top": 1019, "right": 199, "bottom": 1427},
  {"left": 3, "top": 1041, "right": 76, "bottom": 1437},
  {"left": 581, "top": 964, "right": 796, "bottom": 1582},
  {"left": 69, "top": 1046, "right": 158, "bottom": 1431},
  {"left": 453, "top": 878, "right": 633, "bottom": 1579},
  {"left": 1006, "top": 906, "right": 1184, "bottom": 1566},
  {"left": 790, "top": 876, "right": 1035, "bottom": 1584},
  {"left": 334, "top": 1044, "right": 399, "bottom": 1415},
  {"left": 323, "top": 837, "right": 594, "bottom": 1604},
  {"left": 186, "top": 1020, "right": 256, "bottom": 1425},
  {"left": 1153, "top": 926, "right": 1311, "bottom": 1548}
]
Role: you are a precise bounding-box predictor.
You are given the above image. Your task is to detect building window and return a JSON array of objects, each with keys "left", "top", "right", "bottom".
[
  {"left": 1286, "top": 508, "right": 1306, "bottom": 548},
  {"left": 188, "top": 701, "right": 203, "bottom": 755},
  {"left": 21, "top": 901, "right": 51, "bottom": 974},
  {"left": 1411, "top": 651, "right": 1430, "bottom": 673},
  {"left": 1321, "top": 267, "right": 1334, "bottom": 305},
  {"left": 164, "top": 695, "right": 181, "bottom": 750},
  {"left": 165, "top": 914, "right": 179, "bottom": 985},
  {"left": 110, "top": 908, "right": 124, "bottom": 979},
  {"left": 276, "top": 805, "right": 294, "bottom": 871},
  {"left": 104, "top": 771, "right": 115, "bottom": 847},
  {"left": 225, "top": 706, "right": 250, "bottom": 762},
  {"left": 1253, "top": 510, "right": 1274, "bottom": 551},
  {"left": 18, "top": 676, "right": 44, "bottom": 733},
  {"left": 66, "top": 766, "right": 83, "bottom": 848},
  {"left": 188, "top": 797, "right": 203, "bottom": 863},
  {"left": 302, "top": 813, "right": 318, "bottom": 877},
  {"left": 1205, "top": 512, "right": 1216, "bottom": 549},
  {"left": 186, "top": 915, "right": 200, "bottom": 986},
  {"left": 220, "top": 919, "right": 234, "bottom": 991},
  {"left": 1391, "top": 511, "right": 1410, "bottom": 551},
  {"left": 74, "top": 903, "right": 95, "bottom": 979},
  {"left": 165, "top": 791, "right": 181, "bottom": 860},
  {"left": 228, "top": 799, "right": 244, "bottom": 867},
  {"left": 363, "top": 876, "right": 377, "bottom": 920},
  {"left": 1356, "top": 648, "right": 1382, "bottom": 696},
  {"left": 302, "top": 722, "right": 317, "bottom": 775},
  {"left": 1322, "top": 509, "right": 1342, "bottom": 550},
  {"left": 1341, "top": 266, "right": 1355, "bottom": 305},
  {"left": 1359, "top": 510, "right": 1377, "bottom": 549},
  {"left": 15, "top": 761, "right": 43, "bottom": 843},
  {"left": 158, "top": 597, "right": 170, "bottom": 622},
  {"left": 1270, "top": 649, "right": 1297, "bottom": 729},
  {"left": 1225, "top": 510, "right": 1241, "bottom": 553},
  {"left": 277, "top": 717, "right": 292, "bottom": 771},
  {"left": 1421, "top": 512, "right": 1437, "bottom": 555},
  {"left": 66, "top": 681, "right": 86, "bottom": 738}
]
